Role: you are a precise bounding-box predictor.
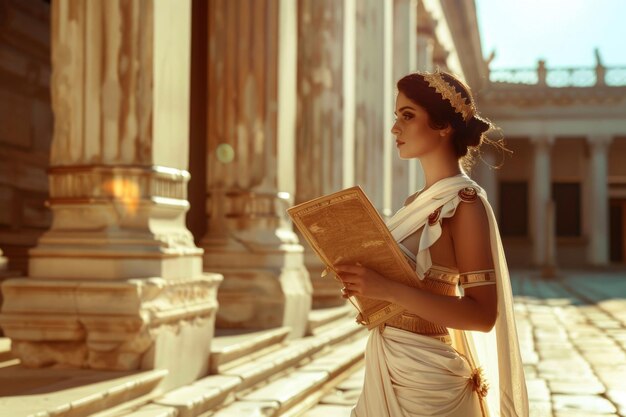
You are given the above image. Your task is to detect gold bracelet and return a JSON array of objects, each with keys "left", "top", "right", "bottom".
[{"left": 459, "top": 269, "right": 496, "bottom": 287}]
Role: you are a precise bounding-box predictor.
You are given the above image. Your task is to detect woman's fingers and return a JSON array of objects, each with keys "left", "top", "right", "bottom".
[
  {"left": 341, "top": 289, "right": 357, "bottom": 298},
  {"left": 334, "top": 265, "right": 364, "bottom": 275}
]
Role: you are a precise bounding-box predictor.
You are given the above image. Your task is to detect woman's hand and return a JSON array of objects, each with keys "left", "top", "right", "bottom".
[{"left": 334, "top": 263, "right": 396, "bottom": 302}]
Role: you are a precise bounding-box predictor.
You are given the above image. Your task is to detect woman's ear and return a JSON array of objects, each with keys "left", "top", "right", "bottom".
[{"left": 439, "top": 126, "right": 452, "bottom": 137}]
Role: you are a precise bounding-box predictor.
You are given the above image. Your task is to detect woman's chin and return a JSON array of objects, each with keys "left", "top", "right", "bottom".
[{"left": 397, "top": 149, "right": 416, "bottom": 160}]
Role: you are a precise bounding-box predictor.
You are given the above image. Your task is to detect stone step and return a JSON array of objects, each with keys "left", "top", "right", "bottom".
[
  {"left": 0, "top": 367, "right": 167, "bottom": 417},
  {"left": 307, "top": 304, "right": 353, "bottom": 336},
  {"left": 220, "top": 333, "right": 328, "bottom": 392},
  {"left": 209, "top": 327, "right": 291, "bottom": 374},
  {"left": 212, "top": 318, "right": 364, "bottom": 391},
  {"left": 214, "top": 336, "right": 366, "bottom": 417},
  {"left": 211, "top": 335, "right": 367, "bottom": 417},
  {"left": 220, "top": 318, "right": 365, "bottom": 392},
  {"left": 110, "top": 323, "right": 367, "bottom": 417},
  {"left": 0, "top": 337, "right": 18, "bottom": 369},
  {"left": 0, "top": 337, "right": 13, "bottom": 362},
  {"left": 151, "top": 374, "right": 242, "bottom": 417},
  {"left": 110, "top": 404, "right": 178, "bottom": 417},
  {"left": 314, "top": 317, "right": 365, "bottom": 347}
]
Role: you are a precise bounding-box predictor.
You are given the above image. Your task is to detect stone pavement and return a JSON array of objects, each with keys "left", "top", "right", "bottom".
[{"left": 303, "top": 269, "right": 626, "bottom": 417}]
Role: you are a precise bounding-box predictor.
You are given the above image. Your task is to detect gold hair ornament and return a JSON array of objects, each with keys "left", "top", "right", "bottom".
[{"left": 422, "top": 71, "right": 475, "bottom": 122}]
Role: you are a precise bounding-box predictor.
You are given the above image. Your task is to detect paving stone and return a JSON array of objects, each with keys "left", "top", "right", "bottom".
[
  {"left": 548, "top": 378, "right": 605, "bottom": 395},
  {"left": 320, "top": 388, "right": 361, "bottom": 406},
  {"left": 552, "top": 394, "right": 617, "bottom": 414},
  {"left": 536, "top": 350, "right": 580, "bottom": 361},
  {"left": 526, "top": 378, "right": 551, "bottom": 402},
  {"left": 524, "top": 365, "right": 539, "bottom": 379},
  {"left": 606, "top": 389, "right": 626, "bottom": 416},
  {"left": 574, "top": 339, "right": 620, "bottom": 349},
  {"left": 581, "top": 352, "right": 626, "bottom": 366},
  {"left": 596, "top": 371, "right": 626, "bottom": 390},
  {"left": 529, "top": 401, "right": 553, "bottom": 417}
]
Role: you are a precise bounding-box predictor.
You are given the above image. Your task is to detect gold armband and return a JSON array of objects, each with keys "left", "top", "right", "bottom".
[{"left": 459, "top": 269, "right": 496, "bottom": 288}]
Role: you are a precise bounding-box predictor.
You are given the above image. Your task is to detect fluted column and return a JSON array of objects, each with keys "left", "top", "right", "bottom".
[
  {"left": 353, "top": 0, "right": 393, "bottom": 214},
  {"left": 205, "top": 0, "right": 311, "bottom": 338},
  {"left": 0, "top": 0, "right": 222, "bottom": 390},
  {"left": 294, "top": 0, "right": 347, "bottom": 308},
  {"left": 587, "top": 134, "right": 613, "bottom": 265},
  {"left": 389, "top": 0, "right": 418, "bottom": 216},
  {"left": 530, "top": 135, "right": 554, "bottom": 266},
  {"left": 416, "top": 0, "right": 435, "bottom": 71}
]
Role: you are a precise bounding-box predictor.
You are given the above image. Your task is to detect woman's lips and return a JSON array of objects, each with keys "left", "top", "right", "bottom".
[{"left": 396, "top": 141, "right": 405, "bottom": 146}]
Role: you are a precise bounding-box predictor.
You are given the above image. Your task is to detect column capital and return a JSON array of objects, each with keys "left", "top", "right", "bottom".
[
  {"left": 586, "top": 134, "right": 613, "bottom": 150},
  {"left": 529, "top": 135, "right": 555, "bottom": 150}
]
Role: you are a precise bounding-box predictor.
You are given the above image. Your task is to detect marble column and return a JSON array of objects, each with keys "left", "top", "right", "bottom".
[
  {"left": 416, "top": 0, "right": 435, "bottom": 72},
  {"left": 587, "top": 134, "right": 613, "bottom": 265},
  {"left": 354, "top": 0, "right": 391, "bottom": 213},
  {"left": 0, "top": 0, "right": 222, "bottom": 391},
  {"left": 204, "top": 0, "right": 311, "bottom": 338},
  {"left": 294, "top": 0, "right": 347, "bottom": 308},
  {"left": 389, "top": 0, "right": 418, "bottom": 216},
  {"left": 432, "top": 40, "right": 449, "bottom": 71},
  {"left": 530, "top": 135, "right": 554, "bottom": 266}
]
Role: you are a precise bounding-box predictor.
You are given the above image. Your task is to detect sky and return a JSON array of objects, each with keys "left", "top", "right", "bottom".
[{"left": 475, "top": 0, "right": 626, "bottom": 69}]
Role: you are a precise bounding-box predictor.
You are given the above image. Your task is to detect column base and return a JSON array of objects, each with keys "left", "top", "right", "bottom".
[
  {"left": 204, "top": 244, "right": 312, "bottom": 339},
  {"left": 304, "top": 251, "right": 345, "bottom": 309},
  {"left": 0, "top": 273, "right": 222, "bottom": 391}
]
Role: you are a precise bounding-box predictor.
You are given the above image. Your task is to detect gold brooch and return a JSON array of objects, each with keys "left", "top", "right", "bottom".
[
  {"left": 428, "top": 207, "right": 442, "bottom": 225},
  {"left": 470, "top": 367, "right": 489, "bottom": 398},
  {"left": 458, "top": 187, "right": 477, "bottom": 203}
]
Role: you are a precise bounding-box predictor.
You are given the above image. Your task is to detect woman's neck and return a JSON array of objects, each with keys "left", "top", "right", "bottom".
[{"left": 419, "top": 157, "right": 463, "bottom": 191}]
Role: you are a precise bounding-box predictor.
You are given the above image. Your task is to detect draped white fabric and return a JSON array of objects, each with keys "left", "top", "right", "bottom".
[
  {"left": 351, "top": 173, "right": 529, "bottom": 417},
  {"left": 351, "top": 326, "right": 483, "bottom": 417}
]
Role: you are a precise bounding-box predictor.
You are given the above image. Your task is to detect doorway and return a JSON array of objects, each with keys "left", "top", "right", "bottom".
[{"left": 609, "top": 198, "right": 626, "bottom": 263}]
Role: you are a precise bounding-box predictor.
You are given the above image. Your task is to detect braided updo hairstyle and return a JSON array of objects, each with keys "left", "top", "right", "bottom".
[{"left": 397, "top": 71, "right": 507, "bottom": 172}]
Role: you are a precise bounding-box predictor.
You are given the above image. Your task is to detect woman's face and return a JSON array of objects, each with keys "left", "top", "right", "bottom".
[{"left": 391, "top": 91, "right": 448, "bottom": 159}]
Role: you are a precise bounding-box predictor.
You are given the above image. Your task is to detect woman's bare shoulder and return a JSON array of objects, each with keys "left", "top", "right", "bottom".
[{"left": 448, "top": 197, "right": 493, "bottom": 270}]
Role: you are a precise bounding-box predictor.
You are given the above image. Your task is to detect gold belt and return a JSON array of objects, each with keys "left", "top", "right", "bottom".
[{"left": 378, "top": 322, "right": 452, "bottom": 345}]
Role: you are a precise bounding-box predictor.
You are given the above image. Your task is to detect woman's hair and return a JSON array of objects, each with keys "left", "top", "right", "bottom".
[{"left": 396, "top": 70, "right": 508, "bottom": 172}]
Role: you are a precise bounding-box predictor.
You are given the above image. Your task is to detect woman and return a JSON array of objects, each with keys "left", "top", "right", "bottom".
[{"left": 334, "top": 70, "right": 529, "bottom": 417}]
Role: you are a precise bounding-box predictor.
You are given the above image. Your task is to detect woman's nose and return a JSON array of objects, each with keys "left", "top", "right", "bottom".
[{"left": 391, "top": 122, "right": 400, "bottom": 136}]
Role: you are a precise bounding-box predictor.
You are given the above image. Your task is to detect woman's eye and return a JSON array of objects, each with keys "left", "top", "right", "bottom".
[{"left": 402, "top": 113, "right": 413, "bottom": 120}]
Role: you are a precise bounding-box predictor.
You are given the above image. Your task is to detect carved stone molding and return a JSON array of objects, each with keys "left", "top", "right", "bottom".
[
  {"left": 0, "top": 273, "right": 222, "bottom": 370},
  {"left": 48, "top": 165, "right": 190, "bottom": 203}
]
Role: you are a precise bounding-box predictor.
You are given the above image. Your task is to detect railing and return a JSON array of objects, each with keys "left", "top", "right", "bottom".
[{"left": 489, "top": 63, "right": 626, "bottom": 87}]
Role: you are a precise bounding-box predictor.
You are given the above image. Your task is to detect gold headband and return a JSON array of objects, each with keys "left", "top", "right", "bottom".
[{"left": 422, "top": 71, "right": 475, "bottom": 122}]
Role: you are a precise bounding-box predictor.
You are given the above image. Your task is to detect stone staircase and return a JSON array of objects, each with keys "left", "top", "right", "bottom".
[{"left": 0, "top": 304, "right": 366, "bottom": 417}]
